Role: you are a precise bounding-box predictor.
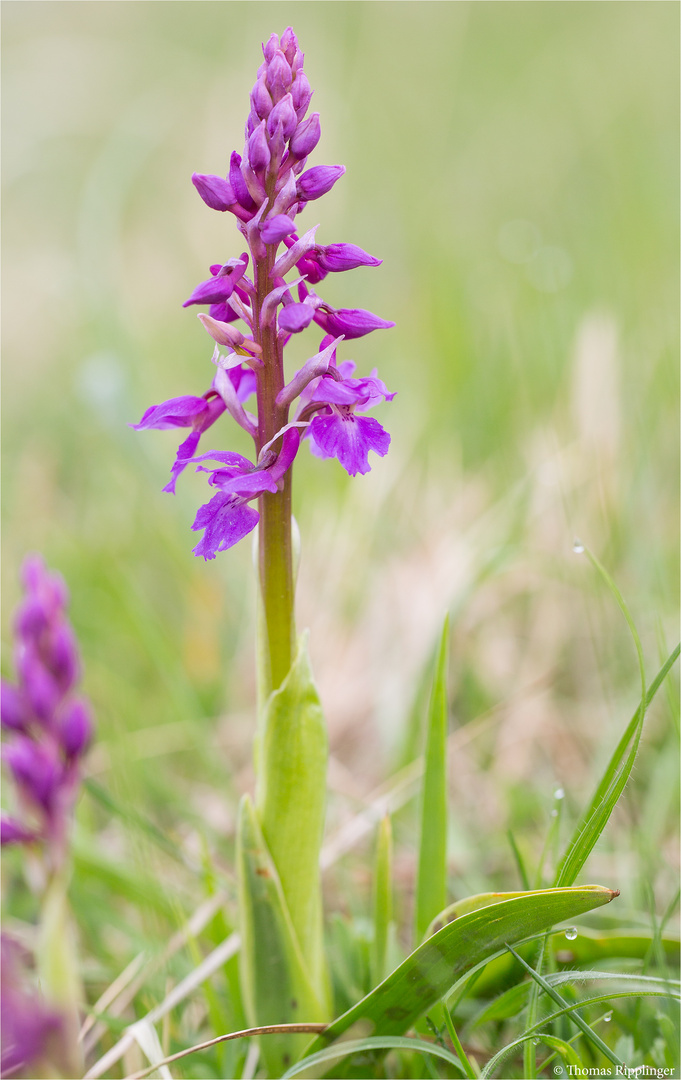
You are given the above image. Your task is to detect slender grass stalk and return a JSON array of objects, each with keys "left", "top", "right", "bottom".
[
  {"left": 443, "top": 1005, "right": 478, "bottom": 1079},
  {"left": 507, "top": 943, "right": 629, "bottom": 1070}
]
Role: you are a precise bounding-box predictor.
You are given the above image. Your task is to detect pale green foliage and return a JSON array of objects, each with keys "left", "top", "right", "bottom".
[{"left": 256, "top": 633, "right": 330, "bottom": 1012}]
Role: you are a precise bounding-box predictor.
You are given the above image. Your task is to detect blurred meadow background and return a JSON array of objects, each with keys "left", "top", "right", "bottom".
[{"left": 2, "top": 1, "right": 679, "bottom": 1075}]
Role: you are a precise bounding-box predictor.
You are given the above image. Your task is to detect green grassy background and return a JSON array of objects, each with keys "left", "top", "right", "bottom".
[{"left": 2, "top": 2, "right": 679, "bottom": 1069}]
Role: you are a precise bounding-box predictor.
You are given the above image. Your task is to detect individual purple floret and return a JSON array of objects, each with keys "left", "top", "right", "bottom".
[
  {"left": 135, "top": 27, "right": 395, "bottom": 558},
  {"left": 1, "top": 556, "right": 94, "bottom": 871}
]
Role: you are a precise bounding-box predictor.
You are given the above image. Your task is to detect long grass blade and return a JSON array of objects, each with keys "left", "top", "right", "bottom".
[
  {"left": 506, "top": 943, "right": 627, "bottom": 1070},
  {"left": 480, "top": 1031, "right": 585, "bottom": 1079},
  {"left": 415, "top": 615, "right": 450, "bottom": 940},
  {"left": 555, "top": 642, "right": 679, "bottom": 887},
  {"left": 281, "top": 1035, "right": 466, "bottom": 1079}
]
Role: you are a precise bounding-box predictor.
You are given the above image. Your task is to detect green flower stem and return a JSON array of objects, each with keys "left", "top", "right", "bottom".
[{"left": 253, "top": 244, "right": 295, "bottom": 695}]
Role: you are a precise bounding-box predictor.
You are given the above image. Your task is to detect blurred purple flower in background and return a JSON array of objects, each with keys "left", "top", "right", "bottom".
[
  {"left": 135, "top": 26, "right": 395, "bottom": 558},
  {"left": 0, "top": 936, "right": 65, "bottom": 1079},
  {"left": 1, "top": 556, "right": 94, "bottom": 871}
]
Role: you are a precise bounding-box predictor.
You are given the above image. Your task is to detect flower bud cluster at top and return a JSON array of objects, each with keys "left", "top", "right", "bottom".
[
  {"left": 135, "top": 27, "right": 395, "bottom": 560},
  {"left": 1, "top": 556, "right": 93, "bottom": 871}
]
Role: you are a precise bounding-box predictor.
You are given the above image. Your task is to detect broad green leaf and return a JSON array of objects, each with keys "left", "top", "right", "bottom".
[
  {"left": 425, "top": 890, "right": 531, "bottom": 939},
  {"left": 415, "top": 615, "right": 449, "bottom": 940},
  {"left": 236, "top": 795, "right": 326, "bottom": 1078},
  {"left": 256, "top": 632, "right": 330, "bottom": 1009},
  {"left": 304, "top": 885, "right": 618, "bottom": 1063},
  {"left": 281, "top": 1035, "right": 466, "bottom": 1079},
  {"left": 555, "top": 643, "right": 679, "bottom": 887},
  {"left": 371, "top": 814, "right": 393, "bottom": 987}
]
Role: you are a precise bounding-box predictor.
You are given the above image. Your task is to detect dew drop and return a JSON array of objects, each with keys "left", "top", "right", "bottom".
[
  {"left": 603, "top": 1011, "right": 613, "bottom": 1023},
  {"left": 550, "top": 808, "right": 558, "bottom": 817},
  {"left": 564, "top": 927, "right": 578, "bottom": 941},
  {"left": 532, "top": 1039, "right": 540, "bottom": 1046},
  {"left": 572, "top": 539, "right": 585, "bottom": 554},
  {"left": 554, "top": 787, "right": 565, "bottom": 800}
]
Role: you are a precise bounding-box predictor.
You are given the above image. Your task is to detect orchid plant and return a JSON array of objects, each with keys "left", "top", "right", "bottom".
[
  {"left": 134, "top": 25, "right": 394, "bottom": 698},
  {"left": 1, "top": 23, "right": 678, "bottom": 1080}
]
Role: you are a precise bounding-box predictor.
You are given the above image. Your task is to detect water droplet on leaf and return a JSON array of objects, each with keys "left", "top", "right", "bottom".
[
  {"left": 573, "top": 539, "right": 585, "bottom": 554},
  {"left": 554, "top": 787, "right": 565, "bottom": 800},
  {"left": 551, "top": 808, "right": 558, "bottom": 817},
  {"left": 564, "top": 927, "right": 578, "bottom": 940}
]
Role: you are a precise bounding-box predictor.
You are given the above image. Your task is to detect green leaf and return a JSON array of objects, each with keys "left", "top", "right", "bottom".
[
  {"left": 425, "top": 890, "right": 532, "bottom": 939},
  {"left": 507, "top": 829, "right": 530, "bottom": 890},
  {"left": 282, "top": 1035, "right": 466, "bottom": 1079},
  {"left": 304, "top": 885, "right": 618, "bottom": 1064},
  {"left": 415, "top": 615, "right": 449, "bottom": 940},
  {"left": 236, "top": 795, "right": 327, "bottom": 1078},
  {"left": 555, "top": 643, "right": 679, "bottom": 887},
  {"left": 371, "top": 814, "right": 393, "bottom": 988},
  {"left": 256, "top": 632, "right": 330, "bottom": 1010}
]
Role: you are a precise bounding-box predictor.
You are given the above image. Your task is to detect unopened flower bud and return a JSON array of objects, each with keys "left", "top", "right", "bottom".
[
  {"left": 14, "top": 596, "right": 50, "bottom": 639},
  {"left": 297, "top": 164, "right": 345, "bottom": 201},
  {"left": 279, "top": 303, "right": 315, "bottom": 334},
  {"left": 45, "top": 624, "right": 80, "bottom": 693},
  {"left": 290, "top": 113, "right": 321, "bottom": 158},
  {"left": 1, "top": 682, "right": 30, "bottom": 733},
  {"left": 229, "top": 152, "right": 257, "bottom": 212},
  {"left": 246, "top": 120, "right": 270, "bottom": 173},
  {"left": 265, "top": 49, "right": 292, "bottom": 103},
  {"left": 260, "top": 214, "right": 296, "bottom": 245},
  {"left": 316, "top": 243, "right": 382, "bottom": 272},
  {"left": 5, "top": 738, "right": 61, "bottom": 814},
  {"left": 313, "top": 305, "right": 395, "bottom": 339},
  {"left": 267, "top": 94, "right": 297, "bottom": 142},
  {"left": 192, "top": 173, "right": 238, "bottom": 212},
  {"left": 16, "top": 652, "right": 61, "bottom": 723},
  {"left": 250, "top": 75, "right": 273, "bottom": 119},
  {"left": 262, "top": 33, "right": 279, "bottom": 62},
  {"left": 198, "top": 313, "right": 246, "bottom": 349},
  {"left": 59, "top": 699, "right": 92, "bottom": 760},
  {"left": 291, "top": 71, "right": 312, "bottom": 117},
  {"left": 280, "top": 26, "right": 298, "bottom": 64}
]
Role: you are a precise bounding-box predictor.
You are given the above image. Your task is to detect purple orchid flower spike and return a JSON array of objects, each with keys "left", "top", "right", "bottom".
[
  {"left": 134, "top": 25, "right": 394, "bottom": 579},
  {"left": 1, "top": 556, "right": 94, "bottom": 871}
]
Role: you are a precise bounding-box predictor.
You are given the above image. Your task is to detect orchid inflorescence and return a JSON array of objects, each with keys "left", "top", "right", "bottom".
[
  {"left": 134, "top": 26, "right": 395, "bottom": 559},
  {"left": 1, "top": 555, "right": 93, "bottom": 872}
]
